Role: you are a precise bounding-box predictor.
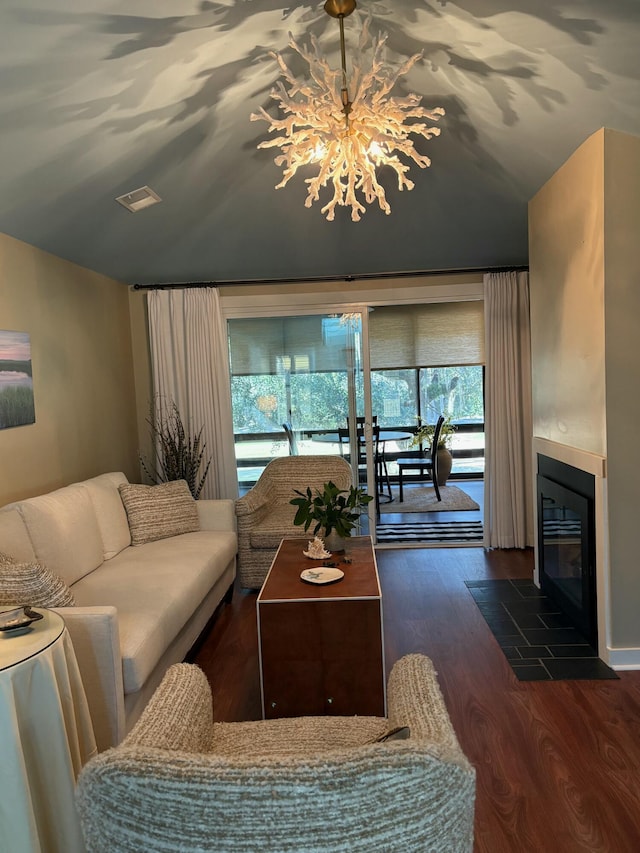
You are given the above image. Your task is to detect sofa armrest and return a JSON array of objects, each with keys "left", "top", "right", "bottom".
[
  {"left": 124, "top": 663, "right": 213, "bottom": 753},
  {"left": 386, "top": 654, "right": 469, "bottom": 764},
  {"left": 197, "top": 499, "right": 237, "bottom": 533},
  {"left": 52, "top": 605, "right": 125, "bottom": 753}
]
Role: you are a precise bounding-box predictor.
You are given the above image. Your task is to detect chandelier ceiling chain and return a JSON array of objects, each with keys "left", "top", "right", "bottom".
[{"left": 251, "top": 0, "right": 445, "bottom": 222}]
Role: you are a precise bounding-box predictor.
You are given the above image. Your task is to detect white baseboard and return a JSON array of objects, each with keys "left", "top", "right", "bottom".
[{"left": 606, "top": 647, "right": 640, "bottom": 670}]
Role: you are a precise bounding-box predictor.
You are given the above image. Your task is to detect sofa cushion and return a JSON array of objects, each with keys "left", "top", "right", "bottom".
[
  {"left": 18, "top": 484, "right": 104, "bottom": 586},
  {"left": 118, "top": 481, "right": 200, "bottom": 546},
  {"left": 70, "top": 530, "right": 237, "bottom": 693},
  {"left": 0, "top": 507, "right": 36, "bottom": 563},
  {"left": 0, "top": 552, "right": 75, "bottom": 607},
  {"left": 83, "top": 473, "right": 132, "bottom": 560},
  {"left": 212, "top": 716, "right": 389, "bottom": 758}
]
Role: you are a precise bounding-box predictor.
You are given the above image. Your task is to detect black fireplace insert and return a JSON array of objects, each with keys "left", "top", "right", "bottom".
[{"left": 537, "top": 455, "right": 597, "bottom": 649}]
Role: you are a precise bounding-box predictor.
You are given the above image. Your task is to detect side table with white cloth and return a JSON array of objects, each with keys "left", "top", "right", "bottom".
[{"left": 0, "top": 607, "right": 97, "bottom": 853}]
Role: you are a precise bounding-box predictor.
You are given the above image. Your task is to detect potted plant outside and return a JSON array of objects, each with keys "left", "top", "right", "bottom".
[
  {"left": 410, "top": 414, "right": 456, "bottom": 486},
  {"left": 290, "top": 481, "right": 373, "bottom": 552}
]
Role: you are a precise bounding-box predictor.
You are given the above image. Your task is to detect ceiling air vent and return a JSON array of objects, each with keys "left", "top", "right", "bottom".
[{"left": 115, "top": 186, "right": 162, "bottom": 212}]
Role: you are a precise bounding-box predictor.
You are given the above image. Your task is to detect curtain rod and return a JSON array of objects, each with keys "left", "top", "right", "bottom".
[{"left": 131, "top": 265, "right": 529, "bottom": 290}]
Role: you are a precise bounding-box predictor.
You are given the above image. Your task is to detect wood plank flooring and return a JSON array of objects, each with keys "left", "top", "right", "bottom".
[{"left": 192, "top": 546, "right": 640, "bottom": 852}]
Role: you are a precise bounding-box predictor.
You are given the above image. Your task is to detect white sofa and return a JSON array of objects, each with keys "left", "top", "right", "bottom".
[{"left": 0, "top": 472, "right": 237, "bottom": 752}]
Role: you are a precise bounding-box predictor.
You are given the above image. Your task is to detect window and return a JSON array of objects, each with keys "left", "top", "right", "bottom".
[{"left": 369, "top": 302, "right": 485, "bottom": 477}]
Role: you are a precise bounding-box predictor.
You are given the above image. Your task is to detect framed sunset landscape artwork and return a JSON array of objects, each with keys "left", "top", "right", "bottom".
[{"left": 0, "top": 330, "right": 35, "bottom": 429}]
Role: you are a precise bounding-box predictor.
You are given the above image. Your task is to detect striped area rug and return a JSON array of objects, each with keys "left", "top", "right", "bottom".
[{"left": 376, "top": 520, "right": 483, "bottom": 543}]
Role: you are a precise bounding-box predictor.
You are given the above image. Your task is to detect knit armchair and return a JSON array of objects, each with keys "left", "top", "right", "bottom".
[
  {"left": 234, "top": 454, "right": 353, "bottom": 589},
  {"left": 76, "top": 655, "right": 475, "bottom": 852}
]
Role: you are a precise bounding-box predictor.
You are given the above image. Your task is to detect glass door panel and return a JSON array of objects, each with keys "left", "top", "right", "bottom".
[{"left": 227, "top": 314, "right": 370, "bottom": 534}]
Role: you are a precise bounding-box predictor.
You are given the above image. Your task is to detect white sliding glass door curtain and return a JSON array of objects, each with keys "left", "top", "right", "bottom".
[
  {"left": 483, "top": 271, "right": 534, "bottom": 548},
  {"left": 147, "top": 288, "right": 238, "bottom": 500}
]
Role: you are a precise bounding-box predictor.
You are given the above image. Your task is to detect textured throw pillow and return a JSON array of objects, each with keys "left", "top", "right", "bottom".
[
  {"left": 118, "top": 480, "right": 200, "bottom": 546},
  {"left": 0, "top": 551, "right": 76, "bottom": 607}
]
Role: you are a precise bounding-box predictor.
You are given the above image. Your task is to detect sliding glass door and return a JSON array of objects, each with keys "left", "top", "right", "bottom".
[
  {"left": 227, "top": 312, "right": 375, "bottom": 533},
  {"left": 368, "top": 302, "right": 486, "bottom": 480},
  {"left": 226, "top": 299, "right": 485, "bottom": 545}
]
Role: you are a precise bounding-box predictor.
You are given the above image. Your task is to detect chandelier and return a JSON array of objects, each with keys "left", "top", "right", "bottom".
[{"left": 250, "top": 0, "right": 445, "bottom": 222}]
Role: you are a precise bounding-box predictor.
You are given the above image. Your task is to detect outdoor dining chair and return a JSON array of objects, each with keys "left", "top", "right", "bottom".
[{"left": 396, "top": 415, "right": 445, "bottom": 503}]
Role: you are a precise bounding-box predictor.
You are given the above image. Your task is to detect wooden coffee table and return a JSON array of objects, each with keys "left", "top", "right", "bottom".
[{"left": 257, "top": 536, "right": 386, "bottom": 720}]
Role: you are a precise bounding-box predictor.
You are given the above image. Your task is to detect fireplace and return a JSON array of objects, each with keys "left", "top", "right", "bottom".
[{"left": 537, "top": 454, "right": 597, "bottom": 648}]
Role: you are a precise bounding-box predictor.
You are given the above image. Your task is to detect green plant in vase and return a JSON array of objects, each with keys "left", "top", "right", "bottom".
[
  {"left": 290, "top": 481, "right": 373, "bottom": 552},
  {"left": 410, "top": 413, "right": 456, "bottom": 450}
]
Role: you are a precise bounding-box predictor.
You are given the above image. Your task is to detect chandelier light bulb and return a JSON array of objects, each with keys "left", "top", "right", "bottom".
[
  {"left": 367, "top": 140, "right": 385, "bottom": 161},
  {"left": 310, "top": 142, "right": 328, "bottom": 162},
  {"left": 251, "top": 6, "right": 444, "bottom": 222}
]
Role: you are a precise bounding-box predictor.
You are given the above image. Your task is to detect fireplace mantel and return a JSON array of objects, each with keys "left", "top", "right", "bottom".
[{"left": 533, "top": 438, "right": 606, "bottom": 479}]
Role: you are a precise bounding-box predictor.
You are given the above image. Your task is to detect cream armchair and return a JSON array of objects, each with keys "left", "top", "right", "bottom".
[
  {"left": 234, "top": 454, "right": 353, "bottom": 589},
  {"left": 76, "top": 654, "right": 475, "bottom": 852}
]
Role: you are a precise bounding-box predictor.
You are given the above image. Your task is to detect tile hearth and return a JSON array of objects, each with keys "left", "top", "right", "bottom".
[{"left": 465, "top": 579, "right": 618, "bottom": 681}]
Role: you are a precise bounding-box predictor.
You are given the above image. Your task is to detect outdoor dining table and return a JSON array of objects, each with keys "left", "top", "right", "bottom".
[
  {"left": 311, "top": 429, "right": 412, "bottom": 446},
  {"left": 311, "top": 430, "right": 413, "bottom": 502}
]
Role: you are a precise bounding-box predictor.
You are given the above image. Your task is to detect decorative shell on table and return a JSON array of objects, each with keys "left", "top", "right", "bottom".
[{"left": 303, "top": 536, "right": 332, "bottom": 559}]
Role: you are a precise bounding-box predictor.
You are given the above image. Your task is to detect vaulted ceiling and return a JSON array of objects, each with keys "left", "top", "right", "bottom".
[{"left": 1, "top": 1, "right": 638, "bottom": 285}]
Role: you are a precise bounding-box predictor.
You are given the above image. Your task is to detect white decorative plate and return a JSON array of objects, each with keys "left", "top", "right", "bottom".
[{"left": 300, "top": 567, "right": 345, "bottom": 585}]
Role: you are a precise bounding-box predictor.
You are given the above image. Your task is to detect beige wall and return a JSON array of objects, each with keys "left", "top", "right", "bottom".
[
  {"left": 529, "top": 128, "right": 640, "bottom": 653},
  {"left": 529, "top": 129, "right": 606, "bottom": 455},
  {"left": 0, "top": 233, "right": 140, "bottom": 504}
]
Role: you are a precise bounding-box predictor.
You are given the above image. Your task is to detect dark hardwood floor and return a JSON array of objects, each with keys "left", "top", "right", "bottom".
[{"left": 193, "top": 546, "right": 640, "bottom": 852}]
